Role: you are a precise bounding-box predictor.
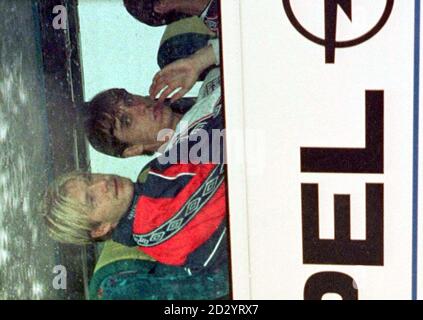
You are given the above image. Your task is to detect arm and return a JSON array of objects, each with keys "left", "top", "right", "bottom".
[{"left": 149, "top": 40, "right": 220, "bottom": 103}]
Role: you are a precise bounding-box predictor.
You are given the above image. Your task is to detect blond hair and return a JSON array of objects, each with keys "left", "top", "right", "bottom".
[{"left": 42, "top": 171, "right": 100, "bottom": 245}]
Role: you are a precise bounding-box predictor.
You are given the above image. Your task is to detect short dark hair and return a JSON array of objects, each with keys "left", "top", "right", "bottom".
[
  {"left": 123, "top": 0, "right": 190, "bottom": 26},
  {"left": 83, "top": 88, "right": 131, "bottom": 158}
]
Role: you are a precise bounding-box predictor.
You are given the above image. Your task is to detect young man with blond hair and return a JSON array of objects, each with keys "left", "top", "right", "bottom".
[{"left": 43, "top": 165, "right": 227, "bottom": 271}]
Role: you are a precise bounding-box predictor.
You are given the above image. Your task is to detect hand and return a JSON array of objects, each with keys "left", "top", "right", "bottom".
[
  {"left": 149, "top": 57, "right": 201, "bottom": 103},
  {"left": 149, "top": 44, "right": 217, "bottom": 103}
]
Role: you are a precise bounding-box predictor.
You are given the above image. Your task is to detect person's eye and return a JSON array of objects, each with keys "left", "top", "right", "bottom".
[
  {"left": 120, "top": 115, "right": 131, "bottom": 128},
  {"left": 88, "top": 195, "right": 96, "bottom": 208},
  {"left": 124, "top": 95, "right": 134, "bottom": 106},
  {"left": 84, "top": 174, "right": 92, "bottom": 184}
]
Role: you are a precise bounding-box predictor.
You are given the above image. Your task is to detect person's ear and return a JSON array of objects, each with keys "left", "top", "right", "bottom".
[
  {"left": 90, "top": 222, "right": 113, "bottom": 239},
  {"left": 122, "top": 144, "right": 145, "bottom": 158}
]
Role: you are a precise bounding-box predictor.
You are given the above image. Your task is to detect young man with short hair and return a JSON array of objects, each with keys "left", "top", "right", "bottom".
[{"left": 84, "top": 39, "right": 221, "bottom": 159}]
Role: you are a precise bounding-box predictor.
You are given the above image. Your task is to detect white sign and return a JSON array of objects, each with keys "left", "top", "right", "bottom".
[{"left": 223, "top": 0, "right": 421, "bottom": 299}]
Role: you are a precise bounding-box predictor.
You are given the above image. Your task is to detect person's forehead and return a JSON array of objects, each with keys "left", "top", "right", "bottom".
[{"left": 63, "top": 177, "right": 87, "bottom": 204}]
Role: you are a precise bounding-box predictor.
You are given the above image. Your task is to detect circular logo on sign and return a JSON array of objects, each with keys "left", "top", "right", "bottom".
[{"left": 282, "top": 0, "right": 394, "bottom": 63}]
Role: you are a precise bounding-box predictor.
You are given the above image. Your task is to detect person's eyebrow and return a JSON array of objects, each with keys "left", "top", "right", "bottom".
[
  {"left": 84, "top": 193, "right": 90, "bottom": 207},
  {"left": 97, "top": 113, "right": 117, "bottom": 138},
  {"left": 111, "top": 108, "right": 128, "bottom": 135},
  {"left": 77, "top": 174, "right": 92, "bottom": 207}
]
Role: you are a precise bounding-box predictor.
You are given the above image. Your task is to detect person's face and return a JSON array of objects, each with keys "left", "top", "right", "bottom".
[
  {"left": 113, "top": 93, "right": 176, "bottom": 154},
  {"left": 64, "top": 174, "right": 134, "bottom": 238}
]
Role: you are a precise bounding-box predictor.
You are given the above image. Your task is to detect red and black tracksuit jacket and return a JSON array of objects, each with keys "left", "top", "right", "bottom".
[{"left": 112, "top": 99, "right": 227, "bottom": 272}]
